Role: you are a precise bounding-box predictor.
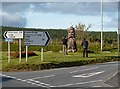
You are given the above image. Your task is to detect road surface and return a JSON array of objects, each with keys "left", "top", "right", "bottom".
[{"left": 1, "top": 61, "right": 120, "bottom": 89}]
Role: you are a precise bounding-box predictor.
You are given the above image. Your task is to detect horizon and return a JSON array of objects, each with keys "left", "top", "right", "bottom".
[{"left": 2, "top": 26, "right": 117, "bottom": 32}]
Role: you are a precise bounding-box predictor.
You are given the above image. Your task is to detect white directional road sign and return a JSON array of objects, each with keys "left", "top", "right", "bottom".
[
  {"left": 24, "top": 31, "right": 51, "bottom": 46},
  {"left": 4, "top": 31, "right": 23, "bottom": 39}
]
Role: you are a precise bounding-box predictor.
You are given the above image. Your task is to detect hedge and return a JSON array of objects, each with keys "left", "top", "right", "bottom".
[{"left": 2, "top": 56, "right": 120, "bottom": 72}]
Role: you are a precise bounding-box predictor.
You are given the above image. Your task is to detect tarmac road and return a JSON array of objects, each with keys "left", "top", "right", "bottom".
[{"left": 1, "top": 61, "right": 120, "bottom": 89}]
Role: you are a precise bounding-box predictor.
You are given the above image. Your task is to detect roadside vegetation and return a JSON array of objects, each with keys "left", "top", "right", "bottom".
[
  {"left": 2, "top": 51, "right": 119, "bottom": 71},
  {"left": 1, "top": 26, "right": 120, "bottom": 71}
]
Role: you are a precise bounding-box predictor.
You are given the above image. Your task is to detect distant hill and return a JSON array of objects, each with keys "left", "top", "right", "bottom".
[
  {"left": 1, "top": 26, "right": 118, "bottom": 52},
  {"left": 1, "top": 26, "right": 67, "bottom": 40}
]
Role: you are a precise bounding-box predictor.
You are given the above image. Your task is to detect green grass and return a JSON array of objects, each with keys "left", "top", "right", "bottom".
[{"left": 1, "top": 51, "right": 119, "bottom": 71}]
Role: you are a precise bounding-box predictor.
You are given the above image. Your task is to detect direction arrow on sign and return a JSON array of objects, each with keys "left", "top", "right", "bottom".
[
  {"left": 3, "top": 31, "right": 23, "bottom": 39},
  {"left": 24, "top": 31, "right": 51, "bottom": 46}
]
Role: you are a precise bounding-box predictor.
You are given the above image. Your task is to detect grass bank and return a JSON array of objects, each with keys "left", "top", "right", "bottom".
[{"left": 2, "top": 51, "right": 120, "bottom": 72}]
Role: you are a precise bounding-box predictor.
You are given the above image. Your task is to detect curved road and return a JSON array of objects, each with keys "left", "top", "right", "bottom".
[{"left": 1, "top": 61, "right": 120, "bottom": 89}]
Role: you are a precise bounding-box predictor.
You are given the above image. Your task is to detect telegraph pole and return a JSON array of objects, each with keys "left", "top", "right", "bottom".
[{"left": 101, "top": 0, "right": 103, "bottom": 52}]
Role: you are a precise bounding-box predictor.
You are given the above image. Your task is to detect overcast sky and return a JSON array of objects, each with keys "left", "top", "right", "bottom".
[{"left": 1, "top": 1, "right": 119, "bottom": 31}]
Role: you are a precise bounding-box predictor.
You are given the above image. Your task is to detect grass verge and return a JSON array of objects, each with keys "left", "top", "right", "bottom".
[{"left": 2, "top": 51, "right": 120, "bottom": 72}]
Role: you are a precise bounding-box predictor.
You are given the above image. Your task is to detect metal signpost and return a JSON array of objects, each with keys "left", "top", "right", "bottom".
[
  {"left": 101, "top": 0, "right": 103, "bottom": 52},
  {"left": 19, "top": 39, "right": 22, "bottom": 63},
  {"left": 118, "top": 29, "right": 120, "bottom": 54},
  {"left": 24, "top": 31, "right": 50, "bottom": 62},
  {"left": 4, "top": 31, "right": 23, "bottom": 63},
  {"left": 26, "top": 46, "right": 28, "bottom": 62},
  {"left": 41, "top": 47, "right": 44, "bottom": 62},
  {"left": 5, "top": 38, "right": 13, "bottom": 63}
]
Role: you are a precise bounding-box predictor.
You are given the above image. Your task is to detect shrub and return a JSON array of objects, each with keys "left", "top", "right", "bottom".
[
  {"left": 10, "top": 51, "right": 38, "bottom": 58},
  {"left": 3, "top": 56, "right": 120, "bottom": 72},
  {"left": 17, "top": 51, "right": 38, "bottom": 58}
]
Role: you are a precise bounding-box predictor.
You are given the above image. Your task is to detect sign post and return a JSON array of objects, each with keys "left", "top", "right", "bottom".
[
  {"left": 41, "top": 47, "right": 43, "bottom": 62},
  {"left": 118, "top": 34, "right": 119, "bottom": 53},
  {"left": 4, "top": 31, "right": 23, "bottom": 63},
  {"left": 24, "top": 31, "right": 51, "bottom": 62},
  {"left": 118, "top": 29, "right": 120, "bottom": 54},
  {"left": 19, "top": 39, "right": 22, "bottom": 63},
  {"left": 5, "top": 38, "right": 13, "bottom": 63},
  {"left": 8, "top": 41, "right": 10, "bottom": 63},
  {"left": 26, "top": 46, "right": 28, "bottom": 62},
  {"left": 101, "top": 0, "right": 103, "bottom": 52}
]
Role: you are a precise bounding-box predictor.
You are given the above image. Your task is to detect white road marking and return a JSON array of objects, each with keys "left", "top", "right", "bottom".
[
  {"left": 73, "top": 71, "right": 104, "bottom": 78},
  {"left": 57, "top": 80, "right": 103, "bottom": 87},
  {"left": 70, "top": 67, "right": 99, "bottom": 73},
  {"left": 103, "top": 72, "right": 118, "bottom": 87},
  {"left": 70, "top": 70, "right": 79, "bottom": 73},
  {"left": 42, "top": 75, "right": 55, "bottom": 79},
  {"left": 75, "top": 80, "right": 103, "bottom": 85},
  {"left": 38, "top": 67, "right": 76, "bottom": 72},
  {"left": 57, "top": 83, "right": 73, "bottom": 87},
  {"left": 1, "top": 74, "right": 16, "bottom": 79},
  {"left": 26, "top": 75, "right": 55, "bottom": 80},
  {"left": 1, "top": 74, "right": 50, "bottom": 88},
  {"left": 81, "top": 67, "right": 99, "bottom": 72},
  {"left": 92, "top": 86, "right": 102, "bottom": 87},
  {"left": 28, "top": 79, "right": 50, "bottom": 86},
  {"left": 1, "top": 62, "right": 118, "bottom": 88}
]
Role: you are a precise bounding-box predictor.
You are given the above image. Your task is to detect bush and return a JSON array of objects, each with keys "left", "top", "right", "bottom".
[
  {"left": 3, "top": 56, "right": 120, "bottom": 72},
  {"left": 10, "top": 51, "right": 38, "bottom": 58},
  {"left": 18, "top": 51, "right": 38, "bottom": 58}
]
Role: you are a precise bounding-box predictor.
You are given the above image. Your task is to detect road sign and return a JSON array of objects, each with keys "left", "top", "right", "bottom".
[
  {"left": 5, "top": 38, "right": 13, "bottom": 42},
  {"left": 24, "top": 31, "right": 51, "bottom": 46},
  {"left": 4, "top": 31, "right": 23, "bottom": 39}
]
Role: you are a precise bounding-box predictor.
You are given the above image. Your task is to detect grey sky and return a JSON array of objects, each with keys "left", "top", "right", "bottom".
[{"left": 1, "top": 2, "right": 119, "bottom": 30}]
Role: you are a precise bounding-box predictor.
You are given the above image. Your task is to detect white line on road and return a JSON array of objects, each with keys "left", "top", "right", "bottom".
[
  {"left": 1, "top": 74, "right": 50, "bottom": 88},
  {"left": 103, "top": 72, "right": 118, "bottom": 87},
  {"left": 91, "top": 86, "right": 102, "bottom": 87},
  {"left": 26, "top": 75, "right": 55, "bottom": 80},
  {"left": 81, "top": 67, "right": 99, "bottom": 72},
  {"left": 70, "top": 67, "right": 99, "bottom": 73},
  {"left": 70, "top": 62, "right": 117, "bottom": 74},
  {"left": 57, "top": 83, "right": 73, "bottom": 87},
  {"left": 73, "top": 71, "right": 104, "bottom": 78},
  {"left": 57, "top": 80, "right": 103, "bottom": 87},
  {"left": 42, "top": 75, "right": 55, "bottom": 79},
  {"left": 28, "top": 79, "right": 50, "bottom": 86},
  {"left": 70, "top": 70, "right": 79, "bottom": 73},
  {"left": 76, "top": 80, "right": 103, "bottom": 85},
  {"left": 0, "top": 74, "right": 16, "bottom": 79}
]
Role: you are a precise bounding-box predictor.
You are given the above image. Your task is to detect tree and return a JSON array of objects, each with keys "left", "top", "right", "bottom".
[{"left": 75, "top": 23, "right": 91, "bottom": 41}]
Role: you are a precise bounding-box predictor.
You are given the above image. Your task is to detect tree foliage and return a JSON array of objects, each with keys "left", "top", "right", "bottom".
[
  {"left": 1, "top": 26, "right": 118, "bottom": 52},
  {"left": 1, "top": 26, "right": 117, "bottom": 44},
  {"left": 75, "top": 23, "right": 91, "bottom": 41}
]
